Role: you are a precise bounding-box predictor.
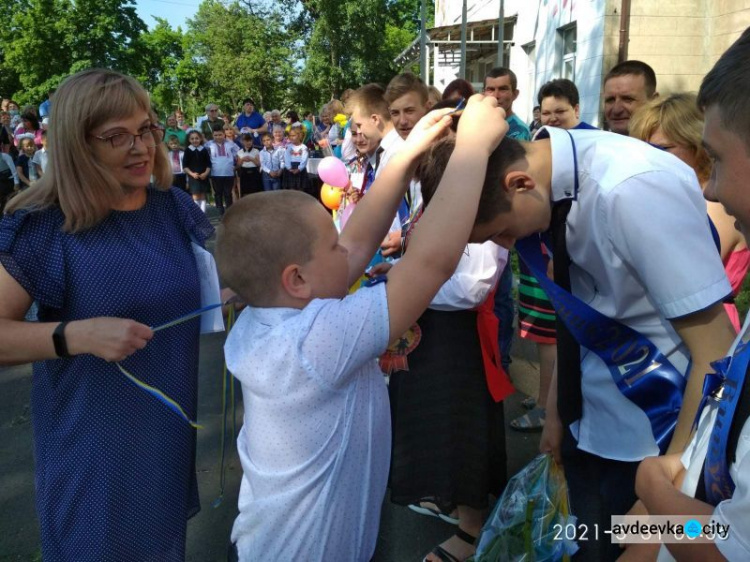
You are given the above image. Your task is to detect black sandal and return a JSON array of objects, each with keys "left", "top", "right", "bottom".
[{"left": 422, "top": 528, "right": 477, "bottom": 562}]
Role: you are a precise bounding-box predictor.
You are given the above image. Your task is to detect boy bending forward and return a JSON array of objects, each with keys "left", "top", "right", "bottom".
[{"left": 215, "top": 97, "right": 509, "bottom": 561}]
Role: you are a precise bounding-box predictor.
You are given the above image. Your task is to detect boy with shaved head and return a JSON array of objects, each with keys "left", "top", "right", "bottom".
[{"left": 217, "top": 97, "right": 509, "bottom": 561}]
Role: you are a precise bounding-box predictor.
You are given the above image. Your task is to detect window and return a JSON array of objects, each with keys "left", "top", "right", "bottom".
[{"left": 559, "top": 24, "right": 577, "bottom": 81}]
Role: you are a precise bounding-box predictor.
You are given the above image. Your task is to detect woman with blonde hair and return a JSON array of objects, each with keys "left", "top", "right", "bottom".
[
  {"left": 0, "top": 69, "right": 214, "bottom": 560},
  {"left": 630, "top": 92, "right": 748, "bottom": 331}
]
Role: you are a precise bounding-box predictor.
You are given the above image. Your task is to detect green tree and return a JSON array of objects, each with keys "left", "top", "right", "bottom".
[
  {"left": 137, "top": 18, "right": 188, "bottom": 116},
  {"left": 0, "top": 0, "right": 147, "bottom": 104},
  {"left": 183, "top": 0, "right": 297, "bottom": 117},
  {"left": 294, "top": 0, "right": 433, "bottom": 109},
  {"left": 62, "top": 0, "right": 146, "bottom": 72}
]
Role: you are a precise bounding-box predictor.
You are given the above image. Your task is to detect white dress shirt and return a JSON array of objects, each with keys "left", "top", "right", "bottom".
[
  {"left": 259, "top": 147, "right": 282, "bottom": 174},
  {"left": 654, "top": 315, "right": 750, "bottom": 560},
  {"left": 540, "top": 126, "right": 732, "bottom": 461},
  {"left": 430, "top": 242, "right": 508, "bottom": 311},
  {"left": 207, "top": 140, "right": 238, "bottom": 177},
  {"left": 226, "top": 283, "right": 391, "bottom": 561},
  {"left": 375, "top": 128, "right": 423, "bottom": 214},
  {"left": 236, "top": 148, "right": 259, "bottom": 169}
]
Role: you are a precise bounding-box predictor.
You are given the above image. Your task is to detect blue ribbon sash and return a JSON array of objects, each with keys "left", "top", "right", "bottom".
[
  {"left": 515, "top": 235, "right": 686, "bottom": 452},
  {"left": 703, "top": 341, "right": 750, "bottom": 504}
]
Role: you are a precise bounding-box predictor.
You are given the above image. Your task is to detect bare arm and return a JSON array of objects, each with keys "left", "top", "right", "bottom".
[
  {"left": 0, "top": 263, "right": 153, "bottom": 365},
  {"left": 667, "top": 302, "right": 736, "bottom": 453},
  {"left": 539, "top": 362, "right": 564, "bottom": 464},
  {"left": 636, "top": 455, "right": 725, "bottom": 562},
  {"left": 708, "top": 201, "right": 746, "bottom": 261},
  {"left": 384, "top": 96, "right": 509, "bottom": 343}
]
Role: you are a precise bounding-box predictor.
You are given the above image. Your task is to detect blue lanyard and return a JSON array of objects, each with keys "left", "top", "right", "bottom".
[{"left": 701, "top": 340, "right": 750, "bottom": 504}]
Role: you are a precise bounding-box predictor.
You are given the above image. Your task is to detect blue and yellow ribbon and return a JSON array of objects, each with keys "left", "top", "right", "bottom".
[
  {"left": 117, "top": 302, "right": 225, "bottom": 429},
  {"left": 116, "top": 362, "right": 204, "bottom": 429}
]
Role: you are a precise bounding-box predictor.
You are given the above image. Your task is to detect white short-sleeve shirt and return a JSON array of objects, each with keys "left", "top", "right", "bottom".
[
  {"left": 657, "top": 317, "right": 750, "bottom": 561},
  {"left": 225, "top": 283, "right": 391, "bottom": 561},
  {"left": 375, "top": 128, "right": 423, "bottom": 222},
  {"left": 429, "top": 242, "right": 507, "bottom": 311},
  {"left": 541, "top": 126, "right": 732, "bottom": 461}
]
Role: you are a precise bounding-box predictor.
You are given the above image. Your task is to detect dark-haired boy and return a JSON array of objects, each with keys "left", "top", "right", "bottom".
[
  {"left": 630, "top": 27, "right": 750, "bottom": 562},
  {"left": 216, "top": 98, "right": 508, "bottom": 561},
  {"left": 207, "top": 124, "right": 239, "bottom": 214},
  {"left": 259, "top": 133, "right": 282, "bottom": 191},
  {"left": 418, "top": 122, "right": 736, "bottom": 561}
]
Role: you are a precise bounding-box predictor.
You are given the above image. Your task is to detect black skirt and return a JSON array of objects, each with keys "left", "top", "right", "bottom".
[
  {"left": 238, "top": 167, "right": 262, "bottom": 196},
  {"left": 282, "top": 168, "right": 310, "bottom": 192},
  {"left": 388, "top": 307, "right": 508, "bottom": 511},
  {"left": 187, "top": 176, "right": 210, "bottom": 195}
]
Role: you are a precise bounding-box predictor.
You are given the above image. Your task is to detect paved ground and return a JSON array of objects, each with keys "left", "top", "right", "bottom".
[{"left": 0, "top": 208, "right": 544, "bottom": 562}]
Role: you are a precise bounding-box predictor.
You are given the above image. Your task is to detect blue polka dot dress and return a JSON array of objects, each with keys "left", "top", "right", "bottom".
[{"left": 0, "top": 187, "right": 214, "bottom": 561}]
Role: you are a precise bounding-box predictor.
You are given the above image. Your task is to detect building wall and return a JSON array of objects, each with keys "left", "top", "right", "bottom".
[
  {"left": 430, "top": 0, "right": 607, "bottom": 124},
  {"left": 626, "top": 0, "right": 709, "bottom": 94},
  {"left": 512, "top": 0, "right": 607, "bottom": 126},
  {"left": 624, "top": 0, "right": 750, "bottom": 95},
  {"left": 435, "top": 0, "right": 512, "bottom": 27},
  {"left": 429, "top": 0, "right": 750, "bottom": 124}
]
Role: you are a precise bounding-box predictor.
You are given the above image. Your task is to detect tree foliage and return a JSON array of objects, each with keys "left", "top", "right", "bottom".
[
  {"left": 295, "top": 0, "right": 430, "bottom": 109},
  {"left": 0, "top": 0, "right": 430, "bottom": 119},
  {"left": 0, "top": 0, "right": 145, "bottom": 104},
  {"left": 185, "top": 0, "right": 297, "bottom": 115}
]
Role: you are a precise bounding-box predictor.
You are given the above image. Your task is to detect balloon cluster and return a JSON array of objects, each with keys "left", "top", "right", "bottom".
[{"left": 318, "top": 157, "right": 349, "bottom": 211}]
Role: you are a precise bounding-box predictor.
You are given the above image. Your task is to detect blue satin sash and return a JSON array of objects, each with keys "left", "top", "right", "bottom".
[
  {"left": 515, "top": 236, "right": 686, "bottom": 452},
  {"left": 701, "top": 340, "right": 750, "bottom": 504}
]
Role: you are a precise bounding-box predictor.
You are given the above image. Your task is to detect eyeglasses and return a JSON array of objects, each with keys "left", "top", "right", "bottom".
[{"left": 92, "top": 126, "right": 164, "bottom": 151}]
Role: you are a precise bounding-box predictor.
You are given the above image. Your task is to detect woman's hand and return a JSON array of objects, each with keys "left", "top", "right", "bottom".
[{"left": 66, "top": 318, "right": 153, "bottom": 362}]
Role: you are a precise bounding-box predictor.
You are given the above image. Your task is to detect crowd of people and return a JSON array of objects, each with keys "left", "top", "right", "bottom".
[
  {"left": 0, "top": 97, "right": 51, "bottom": 212},
  {"left": 1, "top": 24, "right": 750, "bottom": 562}
]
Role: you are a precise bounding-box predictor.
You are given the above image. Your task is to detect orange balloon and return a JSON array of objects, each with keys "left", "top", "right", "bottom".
[{"left": 321, "top": 183, "right": 342, "bottom": 210}]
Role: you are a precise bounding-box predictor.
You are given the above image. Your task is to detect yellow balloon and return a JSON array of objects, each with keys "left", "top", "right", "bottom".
[{"left": 321, "top": 183, "right": 343, "bottom": 210}]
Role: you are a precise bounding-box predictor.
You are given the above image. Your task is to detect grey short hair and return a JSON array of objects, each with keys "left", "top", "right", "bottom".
[{"left": 205, "top": 103, "right": 218, "bottom": 112}]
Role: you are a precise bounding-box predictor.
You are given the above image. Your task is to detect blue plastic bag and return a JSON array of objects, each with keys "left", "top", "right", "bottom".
[{"left": 471, "top": 454, "right": 578, "bottom": 561}]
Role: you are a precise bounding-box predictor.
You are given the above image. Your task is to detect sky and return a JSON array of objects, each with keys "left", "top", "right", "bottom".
[{"left": 135, "top": 0, "right": 201, "bottom": 30}]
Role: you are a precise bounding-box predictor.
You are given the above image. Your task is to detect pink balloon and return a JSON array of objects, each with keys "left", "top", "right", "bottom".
[{"left": 317, "top": 156, "right": 349, "bottom": 188}]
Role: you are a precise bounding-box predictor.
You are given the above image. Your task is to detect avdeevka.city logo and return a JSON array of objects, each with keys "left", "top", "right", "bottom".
[
  {"left": 684, "top": 519, "right": 702, "bottom": 539},
  {"left": 609, "top": 515, "right": 730, "bottom": 543}
]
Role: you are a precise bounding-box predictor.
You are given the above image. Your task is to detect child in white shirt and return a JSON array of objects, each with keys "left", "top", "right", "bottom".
[
  {"left": 259, "top": 133, "right": 282, "bottom": 191},
  {"left": 281, "top": 128, "right": 309, "bottom": 192},
  {"left": 215, "top": 97, "right": 508, "bottom": 561},
  {"left": 235, "top": 133, "right": 261, "bottom": 196},
  {"left": 207, "top": 125, "right": 239, "bottom": 214},
  {"left": 166, "top": 135, "right": 186, "bottom": 191}
]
